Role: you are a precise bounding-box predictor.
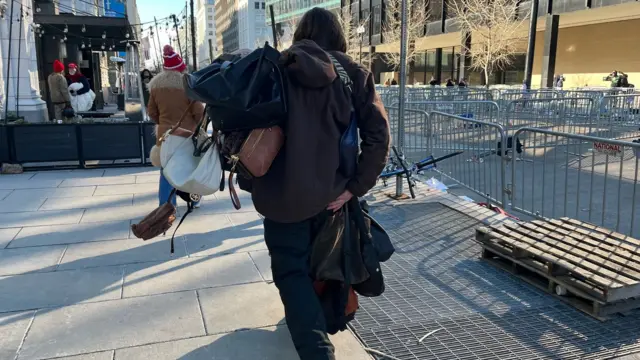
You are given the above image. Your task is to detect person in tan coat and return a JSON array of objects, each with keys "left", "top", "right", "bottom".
[
  {"left": 147, "top": 45, "right": 204, "bottom": 206},
  {"left": 47, "top": 60, "right": 71, "bottom": 121}
]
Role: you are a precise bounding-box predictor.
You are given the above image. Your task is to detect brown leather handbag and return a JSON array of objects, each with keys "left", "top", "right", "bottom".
[
  {"left": 227, "top": 125, "right": 284, "bottom": 210},
  {"left": 131, "top": 202, "right": 176, "bottom": 240}
]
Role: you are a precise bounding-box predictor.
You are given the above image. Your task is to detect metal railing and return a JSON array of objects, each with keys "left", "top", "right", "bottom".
[
  {"left": 427, "top": 111, "right": 508, "bottom": 206},
  {"left": 385, "top": 107, "right": 430, "bottom": 161},
  {"left": 596, "top": 94, "right": 640, "bottom": 140},
  {"left": 510, "top": 128, "right": 640, "bottom": 238},
  {"left": 405, "top": 100, "right": 500, "bottom": 124}
]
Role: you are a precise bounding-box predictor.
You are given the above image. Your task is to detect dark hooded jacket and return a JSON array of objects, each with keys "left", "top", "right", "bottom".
[{"left": 251, "top": 40, "right": 390, "bottom": 223}]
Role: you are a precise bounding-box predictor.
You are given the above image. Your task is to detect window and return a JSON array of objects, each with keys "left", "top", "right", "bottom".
[
  {"left": 261, "top": 2, "right": 265, "bottom": 8},
  {"left": 209, "top": 31, "right": 214, "bottom": 35},
  {"left": 208, "top": 23, "right": 213, "bottom": 28},
  {"left": 208, "top": 7, "right": 212, "bottom": 12},
  {"left": 208, "top": 15, "right": 213, "bottom": 20},
  {"left": 207, "top": 0, "right": 213, "bottom": 3},
  {"left": 255, "top": 1, "right": 259, "bottom": 8}
]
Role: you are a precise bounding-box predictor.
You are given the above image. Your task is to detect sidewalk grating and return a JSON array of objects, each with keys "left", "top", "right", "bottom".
[{"left": 350, "top": 201, "right": 640, "bottom": 360}]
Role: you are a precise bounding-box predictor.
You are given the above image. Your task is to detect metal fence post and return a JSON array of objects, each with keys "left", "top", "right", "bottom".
[{"left": 395, "top": 0, "right": 408, "bottom": 197}]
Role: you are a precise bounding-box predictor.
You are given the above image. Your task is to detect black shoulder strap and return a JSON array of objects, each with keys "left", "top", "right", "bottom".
[{"left": 327, "top": 53, "right": 354, "bottom": 110}]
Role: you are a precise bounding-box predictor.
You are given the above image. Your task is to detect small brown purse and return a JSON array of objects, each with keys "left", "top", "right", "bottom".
[
  {"left": 227, "top": 125, "right": 284, "bottom": 209},
  {"left": 131, "top": 203, "right": 176, "bottom": 240}
]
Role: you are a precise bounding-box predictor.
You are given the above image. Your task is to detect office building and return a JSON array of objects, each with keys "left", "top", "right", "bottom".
[
  {"left": 216, "top": 0, "right": 270, "bottom": 53},
  {"left": 267, "top": 0, "right": 640, "bottom": 87},
  {"left": 196, "top": 0, "right": 216, "bottom": 66}
]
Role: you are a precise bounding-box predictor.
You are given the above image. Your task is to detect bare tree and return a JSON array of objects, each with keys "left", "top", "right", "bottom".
[
  {"left": 451, "top": 0, "right": 529, "bottom": 85},
  {"left": 338, "top": 6, "right": 371, "bottom": 68},
  {"left": 276, "top": 19, "right": 297, "bottom": 50},
  {"left": 381, "top": 0, "right": 428, "bottom": 70}
]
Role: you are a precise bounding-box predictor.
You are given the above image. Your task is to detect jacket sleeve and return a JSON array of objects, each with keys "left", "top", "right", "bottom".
[
  {"left": 348, "top": 68, "right": 390, "bottom": 197},
  {"left": 76, "top": 76, "right": 91, "bottom": 95},
  {"left": 147, "top": 90, "right": 159, "bottom": 123},
  {"left": 191, "top": 101, "right": 206, "bottom": 125},
  {"left": 58, "top": 77, "right": 71, "bottom": 103}
]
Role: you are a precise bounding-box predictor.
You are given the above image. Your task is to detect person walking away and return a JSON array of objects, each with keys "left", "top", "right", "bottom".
[
  {"left": 391, "top": 78, "right": 398, "bottom": 85},
  {"left": 429, "top": 76, "right": 439, "bottom": 86},
  {"left": 445, "top": 78, "right": 455, "bottom": 87},
  {"left": 554, "top": 74, "right": 565, "bottom": 89},
  {"left": 66, "top": 63, "right": 95, "bottom": 113},
  {"left": 251, "top": 8, "right": 390, "bottom": 360},
  {"left": 147, "top": 45, "right": 204, "bottom": 207},
  {"left": 384, "top": 78, "right": 390, "bottom": 86},
  {"left": 47, "top": 60, "right": 71, "bottom": 121},
  {"left": 458, "top": 78, "right": 467, "bottom": 87}
]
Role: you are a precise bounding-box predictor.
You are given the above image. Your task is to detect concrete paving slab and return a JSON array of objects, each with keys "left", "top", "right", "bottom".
[
  {"left": 0, "top": 209, "right": 84, "bottom": 229},
  {"left": 180, "top": 196, "right": 255, "bottom": 215},
  {"left": 0, "top": 197, "right": 46, "bottom": 213},
  {"left": 174, "top": 214, "right": 234, "bottom": 236},
  {"left": 47, "top": 351, "right": 114, "bottom": 360},
  {"left": 198, "top": 282, "right": 284, "bottom": 334},
  {"left": 58, "top": 236, "right": 187, "bottom": 270},
  {"left": 93, "top": 184, "right": 156, "bottom": 196},
  {"left": 0, "top": 189, "right": 12, "bottom": 200},
  {"left": 40, "top": 195, "right": 133, "bottom": 211},
  {"left": 102, "top": 168, "right": 159, "bottom": 177},
  {"left": 185, "top": 230, "right": 266, "bottom": 258},
  {"left": 0, "top": 228, "right": 20, "bottom": 249},
  {"left": 136, "top": 175, "right": 158, "bottom": 184},
  {"left": 9, "top": 221, "right": 130, "bottom": 248},
  {"left": 29, "top": 170, "right": 105, "bottom": 180},
  {"left": 114, "top": 326, "right": 370, "bottom": 360},
  {"left": 0, "top": 173, "right": 35, "bottom": 181},
  {"left": 0, "top": 245, "right": 65, "bottom": 275},
  {"left": 249, "top": 250, "right": 272, "bottom": 282},
  {"left": 59, "top": 176, "right": 136, "bottom": 187},
  {"left": 0, "top": 267, "right": 123, "bottom": 312},
  {"left": 114, "top": 328, "right": 298, "bottom": 360},
  {"left": 4, "top": 187, "right": 97, "bottom": 201},
  {"left": 0, "top": 311, "right": 34, "bottom": 360},
  {"left": 80, "top": 205, "right": 157, "bottom": 223},
  {"left": 122, "top": 253, "right": 262, "bottom": 298},
  {"left": 226, "top": 212, "right": 263, "bottom": 228},
  {"left": 18, "top": 292, "right": 205, "bottom": 360},
  {"left": 0, "top": 179, "right": 62, "bottom": 190}
]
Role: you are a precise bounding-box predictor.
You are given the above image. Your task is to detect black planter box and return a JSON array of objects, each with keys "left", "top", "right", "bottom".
[
  {"left": 80, "top": 123, "right": 142, "bottom": 161},
  {"left": 12, "top": 124, "right": 79, "bottom": 163},
  {"left": 3, "top": 122, "right": 155, "bottom": 168},
  {"left": 0, "top": 126, "right": 9, "bottom": 163}
]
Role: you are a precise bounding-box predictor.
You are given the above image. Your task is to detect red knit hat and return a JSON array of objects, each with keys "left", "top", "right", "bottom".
[
  {"left": 163, "top": 45, "right": 186, "bottom": 72},
  {"left": 53, "top": 60, "right": 64, "bottom": 73}
]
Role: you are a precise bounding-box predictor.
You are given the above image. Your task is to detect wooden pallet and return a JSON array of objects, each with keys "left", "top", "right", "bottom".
[{"left": 476, "top": 218, "right": 640, "bottom": 320}]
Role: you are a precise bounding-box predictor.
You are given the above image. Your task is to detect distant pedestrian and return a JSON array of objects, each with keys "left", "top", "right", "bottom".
[
  {"left": 429, "top": 76, "right": 438, "bottom": 86},
  {"left": 391, "top": 79, "right": 398, "bottom": 85},
  {"left": 445, "top": 78, "right": 455, "bottom": 87},
  {"left": 47, "top": 60, "right": 71, "bottom": 121},
  {"left": 384, "top": 78, "right": 391, "bottom": 86},
  {"left": 554, "top": 74, "right": 565, "bottom": 89},
  {"left": 67, "top": 63, "right": 95, "bottom": 113},
  {"left": 147, "top": 45, "right": 204, "bottom": 207},
  {"left": 458, "top": 78, "right": 467, "bottom": 87}
]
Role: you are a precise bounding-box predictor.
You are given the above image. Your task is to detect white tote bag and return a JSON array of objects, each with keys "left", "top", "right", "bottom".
[{"left": 160, "top": 103, "right": 222, "bottom": 196}]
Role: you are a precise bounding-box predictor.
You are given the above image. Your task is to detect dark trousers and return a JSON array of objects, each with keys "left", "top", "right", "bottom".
[{"left": 264, "top": 212, "right": 335, "bottom": 360}]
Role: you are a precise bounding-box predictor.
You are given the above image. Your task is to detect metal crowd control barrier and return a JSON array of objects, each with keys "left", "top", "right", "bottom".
[
  {"left": 428, "top": 111, "right": 508, "bottom": 206},
  {"left": 404, "top": 100, "right": 500, "bottom": 124},
  {"left": 503, "top": 97, "right": 596, "bottom": 138},
  {"left": 596, "top": 94, "right": 640, "bottom": 140},
  {"left": 385, "top": 107, "right": 430, "bottom": 161},
  {"left": 510, "top": 128, "right": 640, "bottom": 238}
]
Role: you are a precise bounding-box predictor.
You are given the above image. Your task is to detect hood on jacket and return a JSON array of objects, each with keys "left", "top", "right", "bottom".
[
  {"left": 147, "top": 70, "right": 184, "bottom": 91},
  {"left": 281, "top": 40, "right": 337, "bottom": 89}
]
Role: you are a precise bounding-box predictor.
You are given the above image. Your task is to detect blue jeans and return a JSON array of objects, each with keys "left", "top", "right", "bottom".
[
  {"left": 159, "top": 170, "right": 177, "bottom": 206},
  {"left": 159, "top": 170, "right": 201, "bottom": 207}
]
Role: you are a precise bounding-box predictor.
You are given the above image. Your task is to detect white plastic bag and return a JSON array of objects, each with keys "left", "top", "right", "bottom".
[
  {"left": 160, "top": 127, "right": 222, "bottom": 196},
  {"left": 425, "top": 177, "right": 448, "bottom": 192}
]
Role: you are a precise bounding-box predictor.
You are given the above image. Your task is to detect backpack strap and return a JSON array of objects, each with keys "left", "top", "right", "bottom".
[
  {"left": 327, "top": 54, "right": 355, "bottom": 114},
  {"left": 327, "top": 54, "right": 352, "bottom": 93}
]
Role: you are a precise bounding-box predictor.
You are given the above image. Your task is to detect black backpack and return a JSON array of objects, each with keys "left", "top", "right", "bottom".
[{"left": 183, "top": 43, "right": 287, "bottom": 132}]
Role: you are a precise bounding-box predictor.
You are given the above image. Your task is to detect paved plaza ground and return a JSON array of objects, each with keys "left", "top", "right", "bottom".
[
  {"left": 3, "top": 167, "right": 640, "bottom": 360},
  {"left": 0, "top": 167, "right": 370, "bottom": 360}
]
